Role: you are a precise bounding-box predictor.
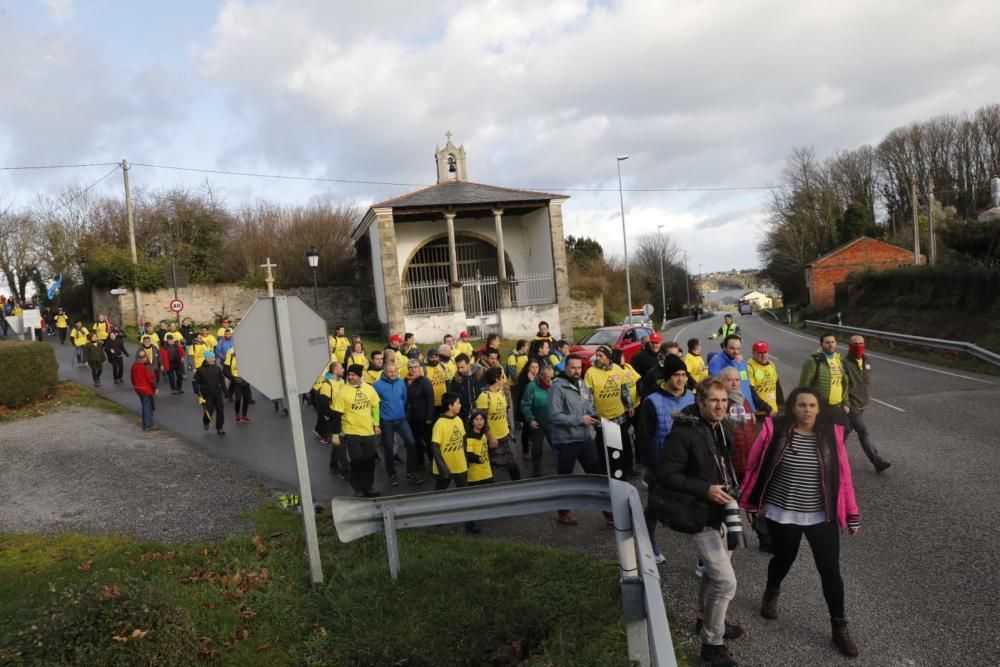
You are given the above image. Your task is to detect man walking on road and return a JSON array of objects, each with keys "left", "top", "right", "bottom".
[
  {"left": 548, "top": 356, "right": 601, "bottom": 526},
  {"left": 844, "top": 335, "right": 891, "bottom": 473},
  {"left": 374, "top": 363, "right": 420, "bottom": 487},
  {"left": 131, "top": 354, "right": 158, "bottom": 431},
  {"left": 799, "top": 333, "right": 850, "bottom": 425},
  {"left": 194, "top": 351, "right": 227, "bottom": 435},
  {"left": 708, "top": 335, "right": 757, "bottom": 413},
  {"left": 709, "top": 313, "right": 740, "bottom": 340},
  {"left": 747, "top": 340, "right": 782, "bottom": 417},
  {"left": 331, "top": 364, "right": 382, "bottom": 498}
]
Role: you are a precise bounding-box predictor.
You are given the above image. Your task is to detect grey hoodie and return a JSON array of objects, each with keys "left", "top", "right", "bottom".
[{"left": 548, "top": 374, "right": 598, "bottom": 445}]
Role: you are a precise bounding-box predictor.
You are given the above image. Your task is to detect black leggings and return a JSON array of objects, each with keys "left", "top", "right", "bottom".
[
  {"left": 233, "top": 381, "right": 251, "bottom": 417},
  {"left": 765, "top": 519, "right": 845, "bottom": 619}
]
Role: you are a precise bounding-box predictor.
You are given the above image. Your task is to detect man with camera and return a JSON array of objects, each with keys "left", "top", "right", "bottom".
[{"left": 653, "top": 376, "right": 743, "bottom": 667}]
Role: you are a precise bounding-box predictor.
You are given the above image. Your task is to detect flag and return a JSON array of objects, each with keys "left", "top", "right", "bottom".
[{"left": 47, "top": 273, "right": 63, "bottom": 300}]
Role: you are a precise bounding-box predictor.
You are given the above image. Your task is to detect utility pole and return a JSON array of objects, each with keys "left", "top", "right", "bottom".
[
  {"left": 684, "top": 250, "right": 691, "bottom": 314},
  {"left": 927, "top": 177, "right": 936, "bottom": 266},
  {"left": 121, "top": 159, "right": 144, "bottom": 327},
  {"left": 616, "top": 156, "right": 633, "bottom": 324},
  {"left": 657, "top": 225, "right": 666, "bottom": 328},
  {"left": 910, "top": 175, "right": 921, "bottom": 265},
  {"left": 168, "top": 215, "right": 180, "bottom": 323}
]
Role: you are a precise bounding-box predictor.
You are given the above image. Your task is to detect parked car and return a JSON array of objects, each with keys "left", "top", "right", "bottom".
[{"left": 569, "top": 324, "right": 655, "bottom": 372}]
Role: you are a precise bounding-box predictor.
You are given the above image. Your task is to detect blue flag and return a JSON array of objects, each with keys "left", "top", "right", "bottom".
[{"left": 47, "top": 273, "right": 63, "bottom": 300}]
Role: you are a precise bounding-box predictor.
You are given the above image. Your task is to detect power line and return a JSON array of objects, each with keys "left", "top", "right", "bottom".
[
  {"left": 0, "top": 162, "right": 120, "bottom": 171},
  {"left": 46, "top": 164, "right": 122, "bottom": 216}
]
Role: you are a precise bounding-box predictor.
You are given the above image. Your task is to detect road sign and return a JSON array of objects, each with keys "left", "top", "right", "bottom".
[
  {"left": 21, "top": 309, "right": 41, "bottom": 329},
  {"left": 168, "top": 299, "right": 184, "bottom": 313},
  {"left": 110, "top": 288, "right": 128, "bottom": 296},
  {"left": 642, "top": 303, "right": 655, "bottom": 317},
  {"left": 232, "top": 297, "right": 329, "bottom": 399}
]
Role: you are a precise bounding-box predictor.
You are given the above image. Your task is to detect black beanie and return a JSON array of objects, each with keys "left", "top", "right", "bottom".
[
  {"left": 347, "top": 364, "right": 365, "bottom": 377},
  {"left": 661, "top": 354, "right": 688, "bottom": 379}
]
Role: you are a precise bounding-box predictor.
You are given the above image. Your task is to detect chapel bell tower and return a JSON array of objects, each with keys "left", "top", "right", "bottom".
[{"left": 435, "top": 131, "right": 468, "bottom": 183}]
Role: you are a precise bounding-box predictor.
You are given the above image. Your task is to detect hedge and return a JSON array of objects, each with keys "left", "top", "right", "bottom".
[
  {"left": 848, "top": 264, "right": 1000, "bottom": 311},
  {"left": 0, "top": 341, "right": 59, "bottom": 408}
]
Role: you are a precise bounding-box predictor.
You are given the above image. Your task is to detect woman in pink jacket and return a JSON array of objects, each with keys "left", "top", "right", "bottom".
[{"left": 740, "top": 386, "right": 861, "bottom": 658}]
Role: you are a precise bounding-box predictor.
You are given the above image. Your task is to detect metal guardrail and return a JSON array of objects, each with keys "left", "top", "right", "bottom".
[
  {"left": 804, "top": 320, "right": 1000, "bottom": 367},
  {"left": 331, "top": 475, "right": 678, "bottom": 667}
]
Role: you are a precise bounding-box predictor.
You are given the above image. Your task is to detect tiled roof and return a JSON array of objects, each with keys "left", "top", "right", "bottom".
[{"left": 371, "top": 180, "right": 567, "bottom": 209}]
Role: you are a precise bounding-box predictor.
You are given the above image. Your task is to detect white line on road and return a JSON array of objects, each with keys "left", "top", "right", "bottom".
[
  {"left": 871, "top": 398, "right": 906, "bottom": 413},
  {"left": 756, "top": 316, "right": 995, "bottom": 385}
]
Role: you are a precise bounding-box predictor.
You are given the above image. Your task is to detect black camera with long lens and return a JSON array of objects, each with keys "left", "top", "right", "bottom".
[{"left": 723, "top": 486, "right": 743, "bottom": 550}]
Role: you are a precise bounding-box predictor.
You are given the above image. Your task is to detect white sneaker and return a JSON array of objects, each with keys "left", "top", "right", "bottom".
[
  {"left": 694, "top": 560, "right": 705, "bottom": 578},
  {"left": 654, "top": 551, "right": 666, "bottom": 565}
]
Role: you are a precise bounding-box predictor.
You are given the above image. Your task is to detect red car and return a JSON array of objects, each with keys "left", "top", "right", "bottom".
[{"left": 569, "top": 324, "right": 655, "bottom": 372}]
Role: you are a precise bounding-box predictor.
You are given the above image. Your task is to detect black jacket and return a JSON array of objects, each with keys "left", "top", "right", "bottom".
[
  {"left": 103, "top": 337, "right": 129, "bottom": 360},
  {"left": 194, "top": 363, "right": 226, "bottom": 397},
  {"left": 631, "top": 346, "right": 660, "bottom": 383},
  {"left": 406, "top": 376, "right": 435, "bottom": 423},
  {"left": 449, "top": 372, "right": 483, "bottom": 422},
  {"left": 652, "top": 406, "right": 737, "bottom": 533}
]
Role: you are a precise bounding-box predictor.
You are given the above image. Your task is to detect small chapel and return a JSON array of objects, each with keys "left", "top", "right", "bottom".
[{"left": 352, "top": 134, "right": 573, "bottom": 342}]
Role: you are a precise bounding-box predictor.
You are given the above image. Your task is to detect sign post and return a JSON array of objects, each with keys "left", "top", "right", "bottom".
[
  {"left": 232, "top": 259, "right": 329, "bottom": 585},
  {"left": 169, "top": 299, "right": 184, "bottom": 314}
]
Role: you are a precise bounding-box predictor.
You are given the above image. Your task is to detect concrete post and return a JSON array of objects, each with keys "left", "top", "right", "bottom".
[
  {"left": 445, "top": 211, "right": 465, "bottom": 313},
  {"left": 493, "top": 208, "right": 512, "bottom": 308},
  {"left": 547, "top": 200, "right": 574, "bottom": 339},
  {"left": 374, "top": 208, "right": 406, "bottom": 335}
]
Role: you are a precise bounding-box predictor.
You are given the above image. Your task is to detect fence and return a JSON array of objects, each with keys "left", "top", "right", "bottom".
[
  {"left": 331, "top": 474, "right": 678, "bottom": 667},
  {"left": 462, "top": 274, "right": 500, "bottom": 317},
  {"left": 803, "top": 320, "right": 1000, "bottom": 367},
  {"left": 403, "top": 280, "right": 451, "bottom": 315},
  {"left": 510, "top": 272, "right": 556, "bottom": 306}
]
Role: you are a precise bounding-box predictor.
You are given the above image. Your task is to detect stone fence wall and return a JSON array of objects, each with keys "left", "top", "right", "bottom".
[
  {"left": 566, "top": 293, "right": 604, "bottom": 328},
  {"left": 92, "top": 283, "right": 367, "bottom": 330}
]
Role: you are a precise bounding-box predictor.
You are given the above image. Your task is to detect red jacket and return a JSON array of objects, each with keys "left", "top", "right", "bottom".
[
  {"left": 159, "top": 343, "right": 186, "bottom": 371},
  {"left": 131, "top": 361, "right": 157, "bottom": 396}
]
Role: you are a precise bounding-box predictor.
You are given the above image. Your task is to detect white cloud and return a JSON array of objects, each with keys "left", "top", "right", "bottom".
[{"left": 45, "top": 0, "right": 74, "bottom": 23}]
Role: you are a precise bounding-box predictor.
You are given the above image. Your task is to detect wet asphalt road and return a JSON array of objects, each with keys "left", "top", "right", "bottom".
[{"left": 42, "top": 321, "right": 1000, "bottom": 666}]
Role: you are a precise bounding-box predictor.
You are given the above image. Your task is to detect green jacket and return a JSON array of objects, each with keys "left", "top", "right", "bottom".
[
  {"left": 84, "top": 341, "right": 105, "bottom": 364},
  {"left": 520, "top": 378, "right": 552, "bottom": 431},
  {"left": 842, "top": 355, "right": 870, "bottom": 409},
  {"left": 799, "top": 351, "right": 850, "bottom": 408}
]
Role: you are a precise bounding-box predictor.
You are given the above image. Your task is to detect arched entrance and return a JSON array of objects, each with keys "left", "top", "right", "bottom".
[{"left": 403, "top": 235, "right": 514, "bottom": 316}]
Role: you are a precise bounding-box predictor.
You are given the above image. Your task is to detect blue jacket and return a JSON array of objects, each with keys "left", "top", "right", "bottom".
[
  {"left": 639, "top": 388, "right": 696, "bottom": 463},
  {"left": 707, "top": 353, "right": 756, "bottom": 412},
  {"left": 373, "top": 375, "right": 408, "bottom": 421}
]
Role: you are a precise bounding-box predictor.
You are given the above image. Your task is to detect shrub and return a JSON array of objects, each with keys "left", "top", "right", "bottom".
[
  {"left": 848, "top": 264, "right": 1000, "bottom": 311},
  {"left": 0, "top": 342, "right": 58, "bottom": 408},
  {"left": 83, "top": 246, "right": 165, "bottom": 292},
  {"left": 7, "top": 577, "right": 199, "bottom": 666}
]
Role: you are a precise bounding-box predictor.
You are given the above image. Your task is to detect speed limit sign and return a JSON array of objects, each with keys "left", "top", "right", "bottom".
[{"left": 169, "top": 299, "right": 184, "bottom": 313}]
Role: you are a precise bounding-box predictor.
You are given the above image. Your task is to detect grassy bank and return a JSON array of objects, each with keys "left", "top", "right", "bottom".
[
  {"left": 0, "top": 504, "right": 649, "bottom": 666},
  {"left": 0, "top": 380, "right": 132, "bottom": 423}
]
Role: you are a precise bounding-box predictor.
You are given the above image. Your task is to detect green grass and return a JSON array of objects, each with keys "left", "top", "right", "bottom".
[
  {"left": 0, "top": 504, "right": 660, "bottom": 666},
  {"left": 0, "top": 380, "right": 132, "bottom": 423}
]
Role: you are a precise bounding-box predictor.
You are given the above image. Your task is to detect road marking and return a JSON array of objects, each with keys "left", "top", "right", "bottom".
[
  {"left": 756, "top": 316, "right": 994, "bottom": 385},
  {"left": 871, "top": 398, "right": 906, "bottom": 413}
]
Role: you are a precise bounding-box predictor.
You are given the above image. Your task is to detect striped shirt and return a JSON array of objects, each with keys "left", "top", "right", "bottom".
[{"left": 763, "top": 431, "right": 825, "bottom": 523}]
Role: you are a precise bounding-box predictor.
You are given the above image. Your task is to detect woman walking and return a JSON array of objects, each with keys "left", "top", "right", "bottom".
[
  {"left": 83, "top": 333, "right": 105, "bottom": 386},
  {"left": 514, "top": 358, "right": 540, "bottom": 459},
  {"left": 103, "top": 330, "right": 130, "bottom": 384},
  {"left": 739, "top": 386, "right": 861, "bottom": 657}
]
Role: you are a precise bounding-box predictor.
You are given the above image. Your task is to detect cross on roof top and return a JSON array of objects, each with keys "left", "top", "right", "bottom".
[
  {"left": 261, "top": 257, "right": 277, "bottom": 297},
  {"left": 445, "top": 130, "right": 453, "bottom": 144}
]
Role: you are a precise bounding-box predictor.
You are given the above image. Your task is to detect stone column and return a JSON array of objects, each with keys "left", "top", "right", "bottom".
[
  {"left": 444, "top": 211, "right": 465, "bottom": 313},
  {"left": 493, "top": 208, "right": 512, "bottom": 308},
  {"left": 547, "top": 199, "right": 574, "bottom": 340},
  {"left": 374, "top": 207, "right": 406, "bottom": 335}
]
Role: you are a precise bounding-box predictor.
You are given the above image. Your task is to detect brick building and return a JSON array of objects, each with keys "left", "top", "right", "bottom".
[{"left": 805, "top": 237, "right": 923, "bottom": 310}]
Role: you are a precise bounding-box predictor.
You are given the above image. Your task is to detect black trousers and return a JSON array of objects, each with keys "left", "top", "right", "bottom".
[
  {"left": 109, "top": 357, "right": 124, "bottom": 381},
  {"left": 345, "top": 434, "right": 377, "bottom": 493},
  {"left": 58, "top": 327, "right": 67, "bottom": 344},
  {"left": 409, "top": 418, "right": 432, "bottom": 466},
  {"left": 167, "top": 366, "right": 184, "bottom": 391},
  {"left": 233, "top": 380, "right": 251, "bottom": 417},
  {"left": 202, "top": 393, "right": 225, "bottom": 431},
  {"left": 434, "top": 471, "right": 469, "bottom": 490},
  {"left": 88, "top": 361, "right": 103, "bottom": 384},
  {"left": 765, "top": 519, "right": 845, "bottom": 619}
]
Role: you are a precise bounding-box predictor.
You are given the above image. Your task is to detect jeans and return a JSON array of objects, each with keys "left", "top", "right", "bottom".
[
  {"left": 110, "top": 357, "right": 124, "bottom": 381},
  {"left": 765, "top": 519, "right": 845, "bottom": 619},
  {"left": 643, "top": 470, "right": 660, "bottom": 545},
  {"left": 524, "top": 424, "right": 549, "bottom": 476},
  {"left": 692, "top": 525, "right": 738, "bottom": 646},
  {"left": 380, "top": 418, "right": 416, "bottom": 477},
  {"left": 554, "top": 439, "right": 600, "bottom": 515},
  {"left": 75, "top": 346, "right": 85, "bottom": 365},
  {"left": 845, "top": 408, "right": 882, "bottom": 465},
  {"left": 139, "top": 394, "right": 155, "bottom": 429}
]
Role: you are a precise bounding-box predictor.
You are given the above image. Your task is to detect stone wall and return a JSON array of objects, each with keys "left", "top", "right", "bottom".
[
  {"left": 92, "top": 283, "right": 367, "bottom": 330},
  {"left": 567, "top": 293, "right": 604, "bottom": 328}
]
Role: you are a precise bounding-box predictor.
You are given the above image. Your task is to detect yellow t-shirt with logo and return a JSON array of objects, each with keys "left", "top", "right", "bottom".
[
  {"left": 748, "top": 358, "right": 780, "bottom": 414},
  {"left": 426, "top": 363, "right": 448, "bottom": 408},
  {"left": 828, "top": 355, "right": 844, "bottom": 406},
  {"left": 431, "top": 415, "right": 467, "bottom": 476},
  {"left": 476, "top": 390, "right": 510, "bottom": 440},
  {"left": 332, "top": 382, "right": 380, "bottom": 436},
  {"left": 454, "top": 341, "right": 474, "bottom": 359},
  {"left": 465, "top": 431, "right": 492, "bottom": 482},
  {"left": 622, "top": 363, "right": 640, "bottom": 408},
  {"left": 584, "top": 365, "right": 627, "bottom": 420},
  {"left": 70, "top": 327, "right": 90, "bottom": 347},
  {"left": 54, "top": 314, "right": 68, "bottom": 328}
]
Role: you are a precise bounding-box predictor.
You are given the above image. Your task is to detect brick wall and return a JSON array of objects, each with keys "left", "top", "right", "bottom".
[
  {"left": 808, "top": 238, "right": 919, "bottom": 310},
  {"left": 92, "top": 283, "right": 367, "bottom": 331},
  {"left": 566, "top": 293, "right": 604, "bottom": 328}
]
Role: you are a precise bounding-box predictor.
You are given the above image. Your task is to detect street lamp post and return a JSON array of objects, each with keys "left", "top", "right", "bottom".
[
  {"left": 306, "top": 247, "right": 319, "bottom": 310},
  {"left": 617, "top": 155, "right": 633, "bottom": 325},
  {"left": 657, "top": 224, "right": 667, "bottom": 328},
  {"left": 683, "top": 250, "right": 691, "bottom": 315}
]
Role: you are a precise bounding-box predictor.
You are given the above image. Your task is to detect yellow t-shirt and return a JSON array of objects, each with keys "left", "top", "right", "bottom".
[
  {"left": 329, "top": 336, "right": 351, "bottom": 363},
  {"left": 584, "top": 365, "right": 627, "bottom": 420},
  {"left": 54, "top": 314, "right": 68, "bottom": 328},
  {"left": 476, "top": 389, "right": 510, "bottom": 440},
  {"left": 164, "top": 331, "right": 183, "bottom": 344},
  {"left": 224, "top": 349, "right": 240, "bottom": 378},
  {"left": 431, "top": 415, "right": 468, "bottom": 476},
  {"left": 346, "top": 352, "right": 369, "bottom": 371},
  {"left": 506, "top": 352, "right": 528, "bottom": 385},
  {"left": 454, "top": 341, "right": 474, "bottom": 359},
  {"left": 748, "top": 358, "right": 780, "bottom": 414},
  {"left": 202, "top": 334, "right": 217, "bottom": 349},
  {"left": 318, "top": 377, "right": 344, "bottom": 406},
  {"left": 332, "top": 382, "right": 380, "bottom": 436},
  {"left": 426, "top": 363, "right": 448, "bottom": 408},
  {"left": 363, "top": 368, "right": 383, "bottom": 385},
  {"left": 683, "top": 352, "right": 708, "bottom": 384},
  {"left": 465, "top": 431, "right": 492, "bottom": 482},
  {"left": 191, "top": 341, "right": 211, "bottom": 368},
  {"left": 70, "top": 327, "right": 90, "bottom": 347},
  {"left": 442, "top": 358, "right": 457, "bottom": 382},
  {"left": 93, "top": 321, "right": 111, "bottom": 341},
  {"left": 827, "top": 355, "right": 844, "bottom": 406},
  {"left": 622, "top": 363, "right": 640, "bottom": 408},
  {"left": 140, "top": 332, "right": 161, "bottom": 348}
]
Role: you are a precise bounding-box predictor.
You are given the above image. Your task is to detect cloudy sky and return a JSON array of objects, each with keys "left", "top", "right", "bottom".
[{"left": 2, "top": 0, "right": 999, "bottom": 272}]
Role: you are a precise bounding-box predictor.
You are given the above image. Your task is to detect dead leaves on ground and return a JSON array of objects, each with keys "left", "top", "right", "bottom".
[
  {"left": 251, "top": 535, "right": 268, "bottom": 558},
  {"left": 111, "top": 628, "right": 150, "bottom": 644}
]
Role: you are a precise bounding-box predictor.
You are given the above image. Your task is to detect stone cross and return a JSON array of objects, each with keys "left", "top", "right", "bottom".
[
  {"left": 445, "top": 130, "right": 453, "bottom": 144},
  {"left": 261, "top": 257, "right": 277, "bottom": 297}
]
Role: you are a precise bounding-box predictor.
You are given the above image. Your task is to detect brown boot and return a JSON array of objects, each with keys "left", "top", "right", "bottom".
[
  {"left": 760, "top": 587, "right": 780, "bottom": 619},
  {"left": 831, "top": 618, "right": 858, "bottom": 657}
]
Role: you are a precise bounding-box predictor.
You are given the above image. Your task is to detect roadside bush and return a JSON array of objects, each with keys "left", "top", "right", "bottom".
[
  {"left": 7, "top": 577, "right": 198, "bottom": 666},
  {"left": 83, "top": 246, "right": 165, "bottom": 292},
  {"left": 848, "top": 264, "right": 1000, "bottom": 311},
  {"left": 0, "top": 342, "right": 58, "bottom": 408}
]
